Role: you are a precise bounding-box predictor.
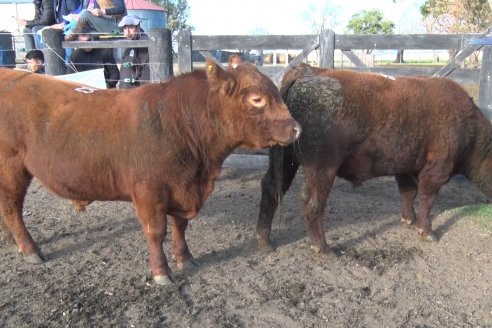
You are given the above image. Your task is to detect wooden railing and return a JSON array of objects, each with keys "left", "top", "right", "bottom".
[
  {"left": 176, "top": 29, "right": 492, "bottom": 119},
  {"left": 40, "top": 28, "right": 173, "bottom": 82}
]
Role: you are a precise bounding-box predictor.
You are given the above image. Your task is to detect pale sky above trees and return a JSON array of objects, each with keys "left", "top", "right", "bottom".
[{"left": 186, "top": 0, "right": 426, "bottom": 35}]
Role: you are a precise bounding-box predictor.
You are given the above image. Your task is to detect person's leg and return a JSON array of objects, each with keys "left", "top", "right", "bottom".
[
  {"left": 23, "top": 26, "right": 35, "bottom": 50},
  {"left": 32, "top": 26, "right": 45, "bottom": 49},
  {"left": 65, "top": 11, "right": 119, "bottom": 41},
  {"left": 77, "top": 10, "right": 119, "bottom": 34}
]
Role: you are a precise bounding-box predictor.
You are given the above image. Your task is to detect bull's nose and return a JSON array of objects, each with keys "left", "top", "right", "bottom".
[{"left": 292, "top": 122, "right": 301, "bottom": 140}]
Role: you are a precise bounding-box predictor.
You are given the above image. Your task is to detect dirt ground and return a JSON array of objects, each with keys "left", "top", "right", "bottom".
[{"left": 0, "top": 166, "right": 491, "bottom": 328}]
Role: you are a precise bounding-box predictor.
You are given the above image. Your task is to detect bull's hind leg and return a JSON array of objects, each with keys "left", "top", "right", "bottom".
[
  {"left": 0, "top": 163, "right": 42, "bottom": 263},
  {"left": 395, "top": 174, "right": 418, "bottom": 227},
  {"left": 1, "top": 215, "right": 16, "bottom": 249},
  {"left": 301, "top": 165, "right": 337, "bottom": 257},
  {"left": 132, "top": 185, "right": 173, "bottom": 286},
  {"left": 169, "top": 215, "right": 198, "bottom": 272},
  {"left": 257, "top": 145, "right": 300, "bottom": 252}
]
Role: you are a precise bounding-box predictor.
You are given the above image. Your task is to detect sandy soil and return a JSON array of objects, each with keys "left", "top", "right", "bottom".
[{"left": 0, "top": 167, "right": 491, "bottom": 328}]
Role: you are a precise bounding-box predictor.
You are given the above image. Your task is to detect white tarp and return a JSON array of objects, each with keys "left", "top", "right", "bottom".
[{"left": 56, "top": 68, "right": 106, "bottom": 89}]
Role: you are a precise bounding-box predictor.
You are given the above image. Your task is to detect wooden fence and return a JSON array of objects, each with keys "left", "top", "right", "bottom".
[
  {"left": 177, "top": 29, "right": 492, "bottom": 119},
  {"left": 37, "top": 28, "right": 492, "bottom": 118},
  {"left": 41, "top": 28, "right": 173, "bottom": 81}
]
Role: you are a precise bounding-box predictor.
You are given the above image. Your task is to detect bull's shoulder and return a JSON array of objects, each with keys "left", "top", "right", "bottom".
[{"left": 285, "top": 75, "right": 344, "bottom": 122}]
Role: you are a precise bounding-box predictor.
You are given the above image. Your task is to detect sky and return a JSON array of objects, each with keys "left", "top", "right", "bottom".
[{"left": 186, "top": 0, "right": 427, "bottom": 35}]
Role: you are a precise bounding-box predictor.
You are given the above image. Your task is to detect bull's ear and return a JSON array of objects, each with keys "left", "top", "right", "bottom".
[{"left": 205, "top": 58, "right": 236, "bottom": 94}]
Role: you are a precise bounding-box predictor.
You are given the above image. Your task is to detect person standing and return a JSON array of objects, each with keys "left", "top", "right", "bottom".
[
  {"left": 14, "top": 0, "right": 55, "bottom": 50},
  {"left": 66, "top": 27, "right": 120, "bottom": 89},
  {"left": 118, "top": 15, "right": 150, "bottom": 89}
]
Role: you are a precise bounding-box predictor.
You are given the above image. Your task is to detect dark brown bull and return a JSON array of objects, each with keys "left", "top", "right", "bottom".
[
  {"left": 0, "top": 59, "right": 301, "bottom": 285},
  {"left": 257, "top": 64, "right": 492, "bottom": 256}
]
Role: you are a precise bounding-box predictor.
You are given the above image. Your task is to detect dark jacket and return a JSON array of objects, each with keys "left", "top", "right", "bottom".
[
  {"left": 81, "top": 0, "right": 127, "bottom": 18},
  {"left": 67, "top": 48, "right": 120, "bottom": 89},
  {"left": 26, "top": 0, "right": 55, "bottom": 28},
  {"left": 35, "top": 66, "right": 46, "bottom": 74},
  {"left": 119, "top": 32, "right": 150, "bottom": 89},
  {"left": 54, "top": 0, "right": 82, "bottom": 24}
]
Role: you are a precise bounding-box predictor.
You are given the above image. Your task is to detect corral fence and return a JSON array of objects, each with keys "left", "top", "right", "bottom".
[
  {"left": 177, "top": 29, "right": 492, "bottom": 120},
  {"left": 36, "top": 28, "right": 492, "bottom": 121}
]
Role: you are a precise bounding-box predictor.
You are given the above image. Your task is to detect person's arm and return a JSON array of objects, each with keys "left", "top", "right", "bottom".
[
  {"left": 26, "top": 0, "right": 55, "bottom": 27},
  {"left": 67, "top": 0, "right": 82, "bottom": 13},
  {"left": 136, "top": 49, "right": 150, "bottom": 85},
  {"left": 100, "top": 0, "right": 126, "bottom": 16}
]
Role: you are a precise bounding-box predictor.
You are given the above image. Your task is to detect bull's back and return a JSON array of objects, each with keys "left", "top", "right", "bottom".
[
  {"left": 285, "top": 71, "right": 478, "bottom": 183},
  {"left": 0, "top": 69, "right": 161, "bottom": 199}
]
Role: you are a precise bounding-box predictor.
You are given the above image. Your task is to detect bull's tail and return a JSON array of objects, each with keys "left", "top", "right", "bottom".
[{"left": 257, "top": 142, "right": 300, "bottom": 251}]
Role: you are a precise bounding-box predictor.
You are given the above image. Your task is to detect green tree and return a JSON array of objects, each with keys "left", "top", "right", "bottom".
[
  {"left": 421, "top": 0, "right": 491, "bottom": 63},
  {"left": 346, "top": 9, "right": 395, "bottom": 34},
  {"left": 346, "top": 9, "right": 395, "bottom": 55},
  {"left": 420, "top": 0, "right": 491, "bottom": 33},
  {"left": 149, "top": 0, "right": 193, "bottom": 34}
]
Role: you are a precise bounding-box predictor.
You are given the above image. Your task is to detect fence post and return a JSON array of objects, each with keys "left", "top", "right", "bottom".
[
  {"left": 319, "top": 29, "right": 335, "bottom": 69},
  {"left": 177, "top": 29, "right": 192, "bottom": 74},
  {"left": 42, "top": 29, "right": 65, "bottom": 75},
  {"left": 479, "top": 46, "right": 492, "bottom": 120},
  {"left": 0, "top": 32, "right": 16, "bottom": 68},
  {"left": 148, "top": 28, "right": 173, "bottom": 82}
]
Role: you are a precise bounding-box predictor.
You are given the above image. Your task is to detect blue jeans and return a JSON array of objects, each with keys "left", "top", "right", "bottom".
[
  {"left": 23, "top": 26, "right": 45, "bottom": 50},
  {"left": 77, "top": 10, "right": 119, "bottom": 34}
]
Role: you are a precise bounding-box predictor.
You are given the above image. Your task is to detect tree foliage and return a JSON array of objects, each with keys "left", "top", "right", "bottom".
[
  {"left": 346, "top": 9, "right": 395, "bottom": 34},
  {"left": 149, "top": 0, "right": 193, "bottom": 34},
  {"left": 420, "top": 0, "right": 491, "bottom": 33}
]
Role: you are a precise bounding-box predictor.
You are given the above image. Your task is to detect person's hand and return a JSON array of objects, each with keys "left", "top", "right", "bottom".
[
  {"left": 50, "top": 23, "right": 64, "bottom": 29},
  {"left": 89, "top": 8, "right": 105, "bottom": 17},
  {"left": 14, "top": 17, "right": 27, "bottom": 26}
]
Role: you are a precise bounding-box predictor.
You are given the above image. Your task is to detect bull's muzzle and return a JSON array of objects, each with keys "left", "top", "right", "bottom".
[{"left": 279, "top": 120, "right": 301, "bottom": 146}]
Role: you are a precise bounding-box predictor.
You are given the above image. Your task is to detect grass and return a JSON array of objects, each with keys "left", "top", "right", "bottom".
[
  {"left": 461, "top": 83, "right": 480, "bottom": 101},
  {"left": 452, "top": 204, "right": 492, "bottom": 234}
]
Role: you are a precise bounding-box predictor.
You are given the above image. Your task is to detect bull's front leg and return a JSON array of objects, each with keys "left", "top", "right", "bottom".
[
  {"left": 416, "top": 161, "right": 451, "bottom": 242},
  {"left": 169, "top": 215, "right": 198, "bottom": 272},
  {"left": 132, "top": 186, "right": 173, "bottom": 286},
  {"left": 415, "top": 191, "right": 438, "bottom": 242}
]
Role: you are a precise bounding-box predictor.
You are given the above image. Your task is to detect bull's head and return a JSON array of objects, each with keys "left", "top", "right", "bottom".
[{"left": 205, "top": 59, "right": 301, "bottom": 149}]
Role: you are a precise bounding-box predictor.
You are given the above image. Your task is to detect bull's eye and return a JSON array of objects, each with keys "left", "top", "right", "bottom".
[{"left": 247, "top": 94, "right": 267, "bottom": 108}]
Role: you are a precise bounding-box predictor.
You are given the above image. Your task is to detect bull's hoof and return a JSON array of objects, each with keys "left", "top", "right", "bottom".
[
  {"left": 310, "top": 245, "right": 337, "bottom": 259},
  {"left": 176, "top": 258, "right": 199, "bottom": 272},
  {"left": 257, "top": 238, "right": 275, "bottom": 253},
  {"left": 400, "top": 217, "right": 414, "bottom": 227},
  {"left": 419, "top": 232, "right": 438, "bottom": 242},
  {"left": 153, "top": 275, "right": 175, "bottom": 286},
  {"left": 24, "top": 252, "right": 44, "bottom": 264},
  {"left": 415, "top": 227, "right": 438, "bottom": 242}
]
